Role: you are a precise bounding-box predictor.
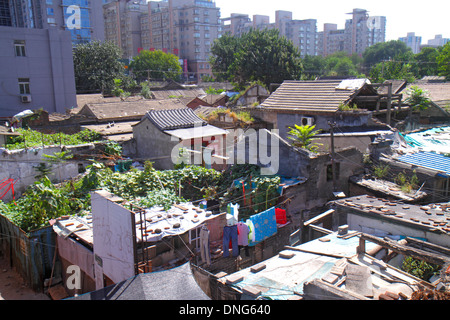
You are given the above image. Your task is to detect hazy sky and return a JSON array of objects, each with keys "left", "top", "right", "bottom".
[{"left": 214, "top": 0, "right": 449, "bottom": 43}]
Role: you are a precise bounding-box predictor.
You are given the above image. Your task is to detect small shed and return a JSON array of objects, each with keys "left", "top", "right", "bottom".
[{"left": 132, "top": 108, "right": 228, "bottom": 170}]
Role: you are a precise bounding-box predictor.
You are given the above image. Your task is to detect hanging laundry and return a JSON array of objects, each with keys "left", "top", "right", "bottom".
[
  {"left": 275, "top": 208, "right": 287, "bottom": 224},
  {"left": 247, "top": 207, "right": 277, "bottom": 246},
  {"left": 200, "top": 225, "right": 211, "bottom": 266},
  {"left": 226, "top": 203, "right": 239, "bottom": 226},
  {"left": 222, "top": 225, "right": 239, "bottom": 257},
  {"left": 237, "top": 221, "right": 249, "bottom": 246}
]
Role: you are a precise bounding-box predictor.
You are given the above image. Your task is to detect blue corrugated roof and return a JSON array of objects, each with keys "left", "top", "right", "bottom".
[{"left": 397, "top": 152, "right": 450, "bottom": 176}]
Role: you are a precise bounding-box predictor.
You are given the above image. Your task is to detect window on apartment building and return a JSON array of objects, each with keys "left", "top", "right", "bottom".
[
  {"left": 194, "top": 9, "right": 199, "bottom": 15},
  {"left": 204, "top": 17, "right": 209, "bottom": 23},
  {"left": 194, "top": 17, "right": 199, "bottom": 22},
  {"left": 18, "top": 78, "right": 30, "bottom": 95},
  {"left": 14, "top": 40, "right": 26, "bottom": 57},
  {"left": 194, "top": 25, "right": 200, "bottom": 31},
  {"left": 204, "top": 33, "right": 210, "bottom": 39},
  {"left": 195, "top": 47, "right": 201, "bottom": 53},
  {"left": 194, "top": 33, "right": 200, "bottom": 38},
  {"left": 204, "top": 10, "right": 209, "bottom": 16},
  {"left": 46, "top": 0, "right": 52, "bottom": 4},
  {"left": 47, "top": 7, "right": 54, "bottom": 15}
]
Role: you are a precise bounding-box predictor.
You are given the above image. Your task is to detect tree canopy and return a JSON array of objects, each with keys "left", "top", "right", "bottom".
[
  {"left": 210, "top": 29, "right": 303, "bottom": 89},
  {"left": 129, "top": 49, "right": 182, "bottom": 81},
  {"left": 437, "top": 42, "right": 450, "bottom": 80},
  {"left": 362, "top": 40, "right": 412, "bottom": 67},
  {"left": 73, "top": 41, "right": 125, "bottom": 94}
]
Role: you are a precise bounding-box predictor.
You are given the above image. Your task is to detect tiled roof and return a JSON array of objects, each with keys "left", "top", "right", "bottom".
[
  {"left": 260, "top": 80, "right": 365, "bottom": 112},
  {"left": 78, "top": 99, "right": 187, "bottom": 121},
  {"left": 145, "top": 108, "right": 207, "bottom": 131}
]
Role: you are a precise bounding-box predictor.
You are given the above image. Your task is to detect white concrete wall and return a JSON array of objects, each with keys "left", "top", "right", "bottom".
[{"left": 0, "top": 144, "right": 94, "bottom": 203}]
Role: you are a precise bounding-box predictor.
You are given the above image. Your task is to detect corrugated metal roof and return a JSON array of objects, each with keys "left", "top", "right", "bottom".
[
  {"left": 397, "top": 152, "right": 450, "bottom": 176},
  {"left": 260, "top": 80, "right": 362, "bottom": 112},
  {"left": 146, "top": 107, "right": 206, "bottom": 131}
]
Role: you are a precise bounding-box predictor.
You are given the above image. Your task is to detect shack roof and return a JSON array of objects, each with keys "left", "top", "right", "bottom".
[
  {"left": 397, "top": 152, "right": 450, "bottom": 177},
  {"left": 78, "top": 99, "right": 187, "bottom": 122},
  {"left": 218, "top": 231, "right": 424, "bottom": 300},
  {"left": 71, "top": 262, "right": 210, "bottom": 300},
  {"left": 260, "top": 79, "right": 375, "bottom": 113},
  {"left": 143, "top": 107, "right": 207, "bottom": 131},
  {"left": 331, "top": 195, "right": 450, "bottom": 235}
]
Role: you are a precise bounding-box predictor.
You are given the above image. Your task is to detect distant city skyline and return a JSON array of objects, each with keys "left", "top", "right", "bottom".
[{"left": 214, "top": 0, "right": 449, "bottom": 43}]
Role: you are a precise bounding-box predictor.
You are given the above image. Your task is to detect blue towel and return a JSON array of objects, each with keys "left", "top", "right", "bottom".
[{"left": 248, "top": 207, "right": 277, "bottom": 246}]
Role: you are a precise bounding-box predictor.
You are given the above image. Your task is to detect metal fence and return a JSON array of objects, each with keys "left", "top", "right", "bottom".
[{"left": 0, "top": 214, "right": 56, "bottom": 292}]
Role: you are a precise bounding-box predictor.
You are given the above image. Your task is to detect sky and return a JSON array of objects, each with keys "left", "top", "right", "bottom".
[{"left": 214, "top": 0, "right": 450, "bottom": 43}]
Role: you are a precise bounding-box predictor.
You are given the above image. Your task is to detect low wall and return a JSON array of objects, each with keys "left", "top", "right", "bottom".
[{"left": 0, "top": 143, "right": 97, "bottom": 203}]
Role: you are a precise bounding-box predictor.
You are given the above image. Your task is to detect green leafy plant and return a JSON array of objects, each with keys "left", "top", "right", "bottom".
[
  {"left": 287, "top": 124, "right": 321, "bottom": 152},
  {"left": 104, "top": 141, "right": 122, "bottom": 157},
  {"left": 373, "top": 164, "right": 390, "bottom": 179},
  {"left": 395, "top": 170, "right": 419, "bottom": 193},
  {"left": 401, "top": 256, "right": 441, "bottom": 281}
]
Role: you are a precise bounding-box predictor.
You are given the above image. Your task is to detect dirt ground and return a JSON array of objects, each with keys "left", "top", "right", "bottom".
[{"left": 0, "top": 255, "right": 49, "bottom": 300}]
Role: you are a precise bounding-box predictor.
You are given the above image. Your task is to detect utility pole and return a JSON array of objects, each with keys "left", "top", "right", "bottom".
[{"left": 328, "top": 121, "right": 337, "bottom": 192}]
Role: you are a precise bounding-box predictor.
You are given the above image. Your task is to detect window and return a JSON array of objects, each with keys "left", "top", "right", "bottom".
[
  {"left": 18, "top": 78, "right": 30, "bottom": 95},
  {"left": 189, "top": 225, "right": 202, "bottom": 250},
  {"left": 14, "top": 41, "right": 26, "bottom": 57},
  {"left": 47, "top": 8, "right": 54, "bottom": 15}
]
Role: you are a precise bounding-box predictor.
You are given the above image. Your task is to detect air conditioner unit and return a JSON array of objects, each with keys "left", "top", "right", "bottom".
[
  {"left": 300, "top": 116, "right": 314, "bottom": 126},
  {"left": 20, "top": 95, "right": 31, "bottom": 103}
]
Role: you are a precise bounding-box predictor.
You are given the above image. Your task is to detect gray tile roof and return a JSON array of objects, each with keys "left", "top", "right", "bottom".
[
  {"left": 260, "top": 80, "right": 364, "bottom": 112},
  {"left": 146, "top": 107, "right": 207, "bottom": 131}
]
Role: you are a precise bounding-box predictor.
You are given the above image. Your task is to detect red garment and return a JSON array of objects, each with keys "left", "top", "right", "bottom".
[{"left": 275, "top": 208, "right": 287, "bottom": 224}]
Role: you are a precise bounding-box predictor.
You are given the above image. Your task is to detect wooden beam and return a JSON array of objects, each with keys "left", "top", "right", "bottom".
[
  {"left": 303, "top": 209, "right": 335, "bottom": 227},
  {"left": 360, "top": 233, "right": 450, "bottom": 266},
  {"left": 405, "top": 237, "right": 450, "bottom": 257}
]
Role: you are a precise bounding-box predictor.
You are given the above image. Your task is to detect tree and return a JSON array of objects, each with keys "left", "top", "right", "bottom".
[
  {"left": 210, "top": 29, "right": 303, "bottom": 89},
  {"left": 210, "top": 34, "right": 240, "bottom": 81},
  {"left": 437, "top": 42, "right": 450, "bottom": 80},
  {"left": 369, "top": 52, "right": 416, "bottom": 83},
  {"left": 363, "top": 40, "right": 412, "bottom": 67},
  {"left": 73, "top": 41, "right": 125, "bottom": 94},
  {"left": 287, "top": 124, "right": 321, "bottom": 152},
  {"left": 129, "top": 50, "right": 182, "bottom": 82},
  {"left": 411, "top": 47, "right": 440, "bottom": 78},
  {"left": 404, "top": 85, "right": 431, "bottom": 112},
  {"left": 325, "top": 52, "right": 360, "bottom": 77}
]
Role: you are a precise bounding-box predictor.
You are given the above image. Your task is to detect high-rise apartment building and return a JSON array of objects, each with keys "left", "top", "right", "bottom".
[
  {"left": 399, "top": 32, "right": 422, "bottom": 54},
  {"left": 136, "top": 0, "right": 221, "bottom": 79},
  {"left": 104, "top": 0, "right": 147, "bottom": 59},
  {"left": 0, "top": 0, "right": 105, "bottom": 46},
  {"left": 221, "top": 10, "right": 318, "bottom": 58},
  {"left": 318, "top": 8, "right": 385, "bottom": 56}
]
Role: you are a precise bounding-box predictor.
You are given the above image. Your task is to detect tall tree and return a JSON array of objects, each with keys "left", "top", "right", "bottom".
[
  {"left": 129, "top": 50, "right": 182, "bottom": 81},
  {"left": 209, "top": 34, "right": 240, "bottom": 81},
  {"left": 411, "top": 47, "right": 440, "bottom": 78},
  {"left": 437, "top": 42, "right": 450, "bottom": 80},
  {"left": 73, "top": 41, "right": 125, "bottom": 94},
  {"left": 211, "top": 29, "right": 303, "bottom": 89},
  {"left": 363, "top": 40, "right": 412, "bottom": 68}
]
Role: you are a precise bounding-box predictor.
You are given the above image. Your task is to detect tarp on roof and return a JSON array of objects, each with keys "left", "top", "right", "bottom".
[
  {"left": 397, "top": 152, "right": 450, "bottom": 177},
  {"left": 70, "top": 262, "right": 210, "bottom": 300}
]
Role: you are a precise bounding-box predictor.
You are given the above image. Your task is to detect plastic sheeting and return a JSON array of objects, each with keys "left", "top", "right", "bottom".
[{"left": 70, "top": 262, "right": 210, "bottom": 300}]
